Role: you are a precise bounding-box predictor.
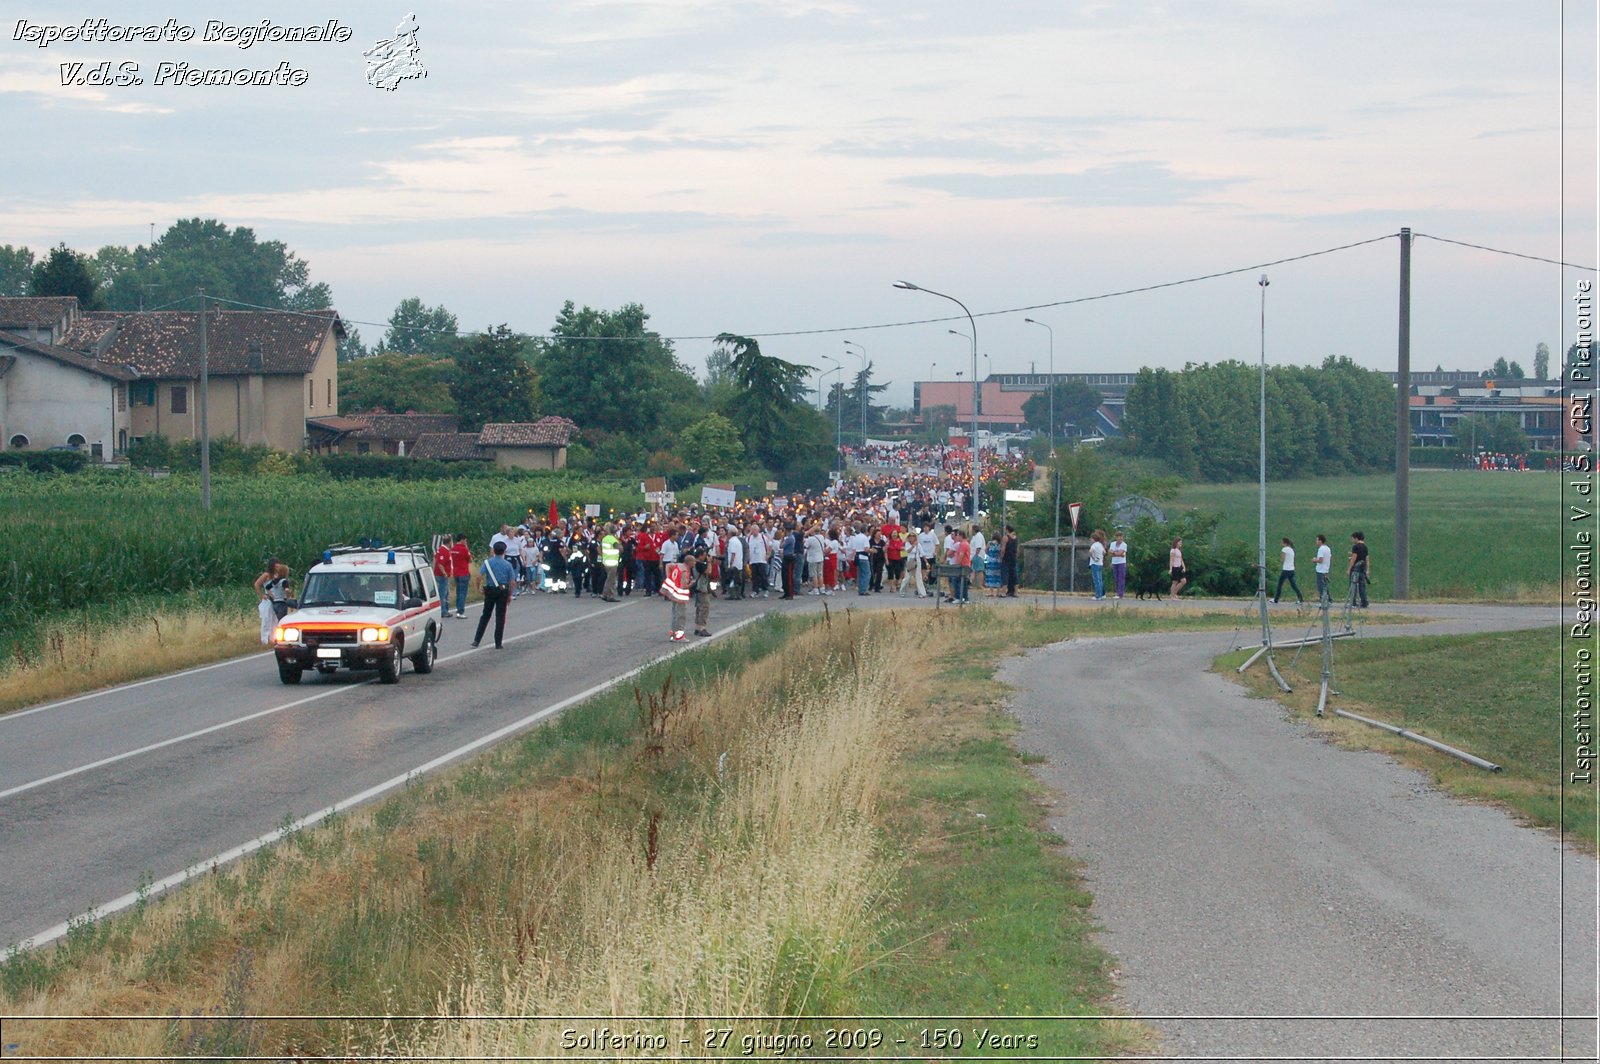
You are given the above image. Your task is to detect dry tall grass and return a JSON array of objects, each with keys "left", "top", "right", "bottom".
[
  {"left": 395, "top": 616, "right": 908, "bottom": 1059},
  {"left": 6, "top": 611, "right": 947, "bottom": 1060},
  {"left": 0, "top": 603, "right": 260, "bottom": 714}
]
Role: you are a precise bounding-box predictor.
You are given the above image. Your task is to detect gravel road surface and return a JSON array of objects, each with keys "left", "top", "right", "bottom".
[{"left": 1001, "top": 603, "right": 1596, "bottom": 1062}]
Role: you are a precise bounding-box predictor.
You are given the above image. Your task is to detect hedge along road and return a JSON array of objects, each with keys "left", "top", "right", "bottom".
[
  {"left": 1001, "top": 603, "right": 1596, "bottom": 1060},
  {"left": 0, "top": 587, "right": 926, "bottom": 952}
]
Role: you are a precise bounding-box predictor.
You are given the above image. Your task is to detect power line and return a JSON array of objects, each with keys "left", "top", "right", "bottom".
[
  {"left": 142, "top": 230, "right": 1581, "bottom": 349},
  {"left": 1413, "top": 232, "right": 1596, "bottom": 272},
  {"left": 721, "top": 233, "right": 1402, "bottom": 338}
]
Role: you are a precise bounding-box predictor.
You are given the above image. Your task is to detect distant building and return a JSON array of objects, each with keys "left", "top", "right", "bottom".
[
  {"left": 476, "top": 417, "right": 579, "bottom": 470},
  {"left": 307, "top": 410, "right": 459, "bottom": 455},
  {"left": 1401, "top": 373, "right": 1569, "bottom": 450},
  {"left": 0, "top": 296, "right": 343, "bottom": 459},
  {"left": 914, "top": 372, "right": 1134, "bottom": 437}
]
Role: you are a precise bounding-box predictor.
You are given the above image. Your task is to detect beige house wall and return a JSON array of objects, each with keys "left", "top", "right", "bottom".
[
  {"left": 304, "top": 334, "right": 338, "bottom": 422},
  {"left": 491, "top": 445, "right": 567, "bottom": 471}
]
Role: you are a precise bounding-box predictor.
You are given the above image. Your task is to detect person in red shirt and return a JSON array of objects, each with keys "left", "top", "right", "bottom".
[
  {"left": 635, "top": 521, "right": 664, "bottom": 596},
  {"left": 448, "top": 532, "right": 472, "bottom": 618},
  {"left": 882, "top": 518, "right": 904, "bottom": 588},
  {"left": 432, "top": 538, "right": 452, "bottom": 612},
  {"left": 951, "top": 530, "right": 973, "bottom": 604}
]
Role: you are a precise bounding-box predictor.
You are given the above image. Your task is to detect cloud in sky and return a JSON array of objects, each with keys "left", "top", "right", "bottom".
[{"left": 2, "top": 0, "right": 1594, "bottom": 402}]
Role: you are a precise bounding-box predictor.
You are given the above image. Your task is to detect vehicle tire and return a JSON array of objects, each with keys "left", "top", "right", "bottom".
[
  {"left": 278, "top": 661, "right": 303, "bottom": 685},
  {"left": 409, "top": 632, "right": 436, "bottom": 674},
  {"left": 378, "top": 644, "right": 401, "bottom": 685}
]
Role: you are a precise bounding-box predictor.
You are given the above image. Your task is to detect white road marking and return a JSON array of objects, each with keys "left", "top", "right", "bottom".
[
  {"left": 16, "top": 613, "right": 764, "bottom": 952},
  {"left": 0, "top": 603, "right": 632, "bottom": 802},
  {"left": 1, "top": 650, "right": 276, "bottom": 723}
]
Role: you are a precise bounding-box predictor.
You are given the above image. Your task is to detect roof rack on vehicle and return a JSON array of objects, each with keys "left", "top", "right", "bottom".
[{"left": 320, "top": 542, "right": 434, "bottom": 563}]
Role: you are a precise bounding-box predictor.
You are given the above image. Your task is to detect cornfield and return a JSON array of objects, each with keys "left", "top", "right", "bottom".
[{"left": 0, "top": 469, "right": 642, "bottom": 642}]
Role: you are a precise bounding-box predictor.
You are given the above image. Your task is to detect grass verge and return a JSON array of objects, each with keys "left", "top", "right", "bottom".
[
  {"left": 2, "top": 604, "right": 1244, "bottom": 1060},
  {"left": 0, "top": 590, "right": 262, "bottom": 715},
  {"left": 1224, "top": 626, "right": 1595, "bottom": 851}
]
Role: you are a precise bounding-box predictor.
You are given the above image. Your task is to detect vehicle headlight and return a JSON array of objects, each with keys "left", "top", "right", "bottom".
[
  {"left": 360, "top": 626, "right": 389, "bottom": 643},
  {"left": 278, "top": 626, "right": 300, "bottom": 643}
]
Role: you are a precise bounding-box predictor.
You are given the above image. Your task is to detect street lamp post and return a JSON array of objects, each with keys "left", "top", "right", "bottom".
[
  {"left": 896, "top": 281, "right": 979, "bottom": 521},
  {"left": 843, "top": 340, "right": 867, "bottom": 446},
  {"left": 1025, "top": 317, "right": 1058, "bottom": 608},
  {"left": 821, "top": 361, "right": 843, "bottom": 476}
]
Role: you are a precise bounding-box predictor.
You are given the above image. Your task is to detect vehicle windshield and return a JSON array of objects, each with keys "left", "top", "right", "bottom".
[{"left": 300, "top": 572, "right": 404, "bottom": 608}]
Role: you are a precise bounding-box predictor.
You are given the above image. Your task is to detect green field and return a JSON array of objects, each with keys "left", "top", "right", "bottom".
[
  {"left": 0, "top": 469, "right": 641, "bottom": 659},
  {"left": 1229, "top": 626, "right": 1594, "bottom": 848},
  {"left": 1173, "top": 470, "right": 1563, "bottom": 599}
]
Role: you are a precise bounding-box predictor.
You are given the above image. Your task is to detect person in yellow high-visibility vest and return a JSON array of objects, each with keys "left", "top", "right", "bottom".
[{"left": 599, "top": 523, "right": 622, "bottom": 602}]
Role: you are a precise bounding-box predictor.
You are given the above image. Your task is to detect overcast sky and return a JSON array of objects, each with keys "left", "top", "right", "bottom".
[{"left": 5, "top": 1, "right": 1596, "bottom": 405}]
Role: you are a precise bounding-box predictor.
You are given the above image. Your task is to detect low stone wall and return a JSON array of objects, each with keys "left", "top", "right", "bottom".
[{"left": 1020, "top": 537, "right": 1090, "bottom": 591}]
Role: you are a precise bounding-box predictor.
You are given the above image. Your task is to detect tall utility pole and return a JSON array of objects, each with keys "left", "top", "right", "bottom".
[
  {"left": 1394, "top": 227, "right": 1412, "bottom": 599},
  {"left": 1257, "top": 276, "right": 1271, "bottom": 645},
  {"left": 1246, "top": 274, "right": 1288, "bottom": 692},
  {"left": 1024, "top": 317, "right": 1058, "bottom": 608},
  {"left": 198, "top": 288, "right": 211, "bottom": 511}
]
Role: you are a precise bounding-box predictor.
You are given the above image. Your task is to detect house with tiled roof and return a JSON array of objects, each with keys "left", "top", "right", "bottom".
[
  {"left": 409, "top": 432, "right": 492, "bottom": 462},
  {"left": 476, "top": 416, "right": 578, "bottom": 470},
  {"left": 0, "top": 329, "right": 136, "bottom": 458},
  {"left": 306, "top": 410, "right": 462, "bottom": 455},
  {"left": 0, "top": 295, "right": 344, "bottom": 458}
]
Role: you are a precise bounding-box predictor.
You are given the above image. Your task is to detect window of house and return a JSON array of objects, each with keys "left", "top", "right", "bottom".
[
  {"left": 9, "top": 434, "right": 28, "bottom": 449},
  {"left": 308, "top": 379, "right": 314, "bottom": 407},
  {"left": 327, "top": 378, "right": 332, "bottom": 408},
  {"left": 115, "top": 386, "right": 127, "bottom": 412},
  {"left": 67, "top": 433, "right": 87, "bottom": 448},
  {"left": 131, "top": 382, "right": 156, "bottom": 406},
  {"left": 171, "top": 386, "right": 187, "bottom": 414},
  {"left": 357, "top": 442, "right": 370, "bottom": 454}
]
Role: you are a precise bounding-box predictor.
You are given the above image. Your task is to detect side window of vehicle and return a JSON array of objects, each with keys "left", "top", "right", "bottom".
[{"left": 417, "top": 566, "right": 437, "bottom": 600}]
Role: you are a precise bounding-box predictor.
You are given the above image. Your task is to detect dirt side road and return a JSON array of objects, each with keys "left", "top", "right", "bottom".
[{"left": 1001, "top": 607, "right": 1596, "bottom": 1061}]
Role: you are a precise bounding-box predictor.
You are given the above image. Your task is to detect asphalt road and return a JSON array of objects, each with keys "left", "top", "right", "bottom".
[
  {"left": 0, "top": 586, "right": 901, "bottom": 950},
  {"left": 1001, "top": 604, "right": 1597, "bottom": 1061}
]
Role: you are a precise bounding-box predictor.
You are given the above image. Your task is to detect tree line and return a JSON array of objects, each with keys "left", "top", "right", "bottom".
[{"left": 1118, "top": 357, "right": 1398, "bottom": 481}]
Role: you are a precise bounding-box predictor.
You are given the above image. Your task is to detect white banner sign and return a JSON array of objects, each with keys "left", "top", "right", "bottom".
[
  {"left": 701, "top": 486, "right": 736, "bottom": 508},
  {"left": 584, "top": 504, "right": 601, "bottom": 517},
  {"left": 645, "top": 491, "right": 675, "bottom": 505},
  {"left": 1004, "top": 489, "right": 1036, "bottom": 502}
]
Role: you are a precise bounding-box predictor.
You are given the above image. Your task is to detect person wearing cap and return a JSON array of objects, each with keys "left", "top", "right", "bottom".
[{"left": 471, "top": 541, "right": 515, "bottom": 649}]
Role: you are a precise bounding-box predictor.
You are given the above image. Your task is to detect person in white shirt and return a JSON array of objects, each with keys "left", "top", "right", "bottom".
[
  {"left": 847, "top": 526, "right": 872, "bottom": 595},
  {"left": 1313, "top": 533, "right": 1333, "bottom": 604},
  {"left": 1109, "top": 531, "right": 1129, "bottom": 599},
  {"left": 1274, "top": 537, "right": 1304, "bottom": 604},
  {"left": 745, "top": 520, "right": 770, "bottom": 598},
  {"left": 1088, "top": 529, "right": 1107, "bottom": 600},
  {"left": 804, "top": 526, "right": 826, "bottom": 594},
  {"left": 724, "top": 526, "right": 745, "bottom": 599},
  {"left": 969, "top": 527, "right": 987, "bottom": 587}
]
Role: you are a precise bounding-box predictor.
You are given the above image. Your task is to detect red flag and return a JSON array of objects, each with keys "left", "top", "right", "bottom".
[{"left": 547, "top": 498, "right": 558, "bottom": 526}]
